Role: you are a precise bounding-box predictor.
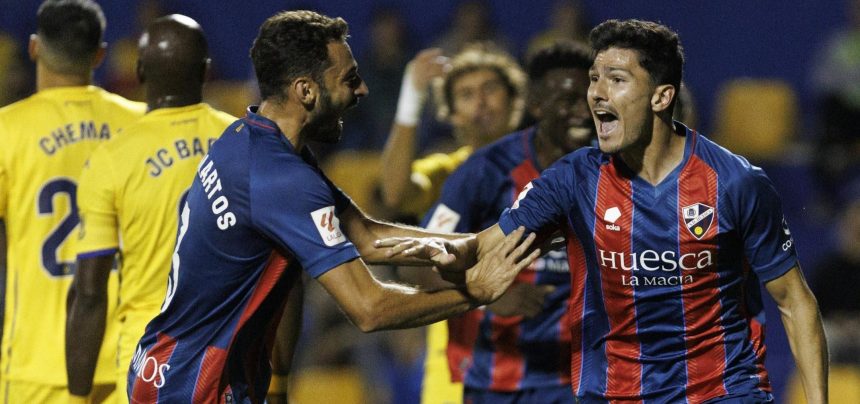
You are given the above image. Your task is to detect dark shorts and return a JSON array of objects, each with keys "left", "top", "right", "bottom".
[
  {"left": 703, "top": 390, "right": 775, "bottom": 403},
  {"left": 463, "top": 385, "right": 574, "bottom": 404}
]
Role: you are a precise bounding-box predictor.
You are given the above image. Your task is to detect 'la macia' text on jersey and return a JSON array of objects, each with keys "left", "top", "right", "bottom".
[
  {"left": 423, "top": 127, "right": 572, "bottom": 392},
  {"left": 129, "top": 108, "right": 360, "bottom": 403},
  {"left": 498, "top": 124, "right": 796, "bottom": 403}
]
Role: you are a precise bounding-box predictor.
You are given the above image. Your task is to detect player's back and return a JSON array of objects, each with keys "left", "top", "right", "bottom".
[
  {"left": 76, "top": 103, "right": 235, "bottom": 376},
  {"left": 0, "top": 85, "right": 145, "bottom": 385}
]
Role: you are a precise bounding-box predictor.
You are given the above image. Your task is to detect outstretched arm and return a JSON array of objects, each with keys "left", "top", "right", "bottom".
[
  {"left": 379, "top": 48, "right": 448, "bottom": 210},
  {"left": 267, "top": 271, "right": 304, "bottom": 404},
  {"left": 765, "top": 266, "right": 828, "bottom": 404},
  {"left": 317, "top": 227, "right": 538, "bottom": 332},
  {"left": 66, "top": 255, "right": 113, "bottom": 398}
]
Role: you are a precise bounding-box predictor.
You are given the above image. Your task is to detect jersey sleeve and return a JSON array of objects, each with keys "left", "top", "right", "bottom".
[
  {"left": 734, "top": 168, "right": 798, "bottom": 283},
  {"left": 498, "top": 158, "right": 574, "bottom": 236},
  {"left": 76, "top": 145, "right": 120, "bottom": 258},
  {"left": 251, "top": 166, "right": 359, "bottom": 279},
  {"left": 421, "top": 157, "right": 487, "bottom": 233}
]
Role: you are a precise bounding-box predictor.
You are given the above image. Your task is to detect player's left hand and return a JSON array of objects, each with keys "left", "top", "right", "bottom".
[{"left": 374, "top": 236, "right": 459, "bottom": 268}]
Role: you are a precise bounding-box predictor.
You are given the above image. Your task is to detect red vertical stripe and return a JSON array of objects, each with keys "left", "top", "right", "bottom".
[
  {"left": 130, "top": 333, "right": 177, "bottom": 403},
  {"left": 236, "top": 251, "right": 289, "bottom": 329},
  {"left": 593, "top": 161, "right": 642, "bottom": 401},
  {"left": 192, "top": 346, "right": 228, "bottom": 403},
  {"left": 447, "top": 310, "right": 484, "bottom": 382},
  {"left": 488, "top": 270, "right": 534, "bottom": 390},
  {"left": 563, "top": 227, "right": 586, "bottom": 392},
  {"left": 678, "top": 155, "right": 729, "bottom": 402}
]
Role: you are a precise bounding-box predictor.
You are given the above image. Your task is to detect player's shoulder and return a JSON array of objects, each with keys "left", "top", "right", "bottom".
[
  {"left": 202, "top": 104, "right": 238, "bottom": 125},
  {"left": 0, "top": 92, "right": 44, "bottom": 119},
  {"left": 692, "top": 130, "right": 769, "bottom": 186},
  {"left": 92, "top": 87, "right": 147, "bottom": 115}
]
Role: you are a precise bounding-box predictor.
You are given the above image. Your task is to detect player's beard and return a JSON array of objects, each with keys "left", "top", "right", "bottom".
[{"left": 306, "top": 85, "right": 344, "bottom": 144}]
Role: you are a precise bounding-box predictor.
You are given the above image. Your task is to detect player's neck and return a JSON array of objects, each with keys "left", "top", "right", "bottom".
[
  {"left": 620, "top": 118, "right": 685, "bottom": 186},
  {"left": 36, "top": 64, "right": 91, "bottom": 91},
  {"left": 258, "top": 99, "right": 305, "bottom": 150},
  {"left": 147, "top": 92, "right": 202, "bottom": 112}
]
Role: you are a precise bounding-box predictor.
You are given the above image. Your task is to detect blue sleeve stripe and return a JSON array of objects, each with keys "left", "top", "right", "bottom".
[
  {"left": 498, "top": 208, "right": 519, "bottom": 235},
  {"left": 77, "top": 248, "right": 118, "bottom": 260},
  {"left": 305, "top": 247, "right": 361, "bottom": 279},
  {"left": 756, "top": 255, "right": 798, "bottom": 284}
]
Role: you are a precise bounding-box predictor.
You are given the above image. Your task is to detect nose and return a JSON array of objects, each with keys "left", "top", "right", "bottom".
[
  {"left": 355, "top": 80, "right": 369, "bottom": 97},
  {"left": 588, "top": 78, "right": 606, "bottom": 105}
]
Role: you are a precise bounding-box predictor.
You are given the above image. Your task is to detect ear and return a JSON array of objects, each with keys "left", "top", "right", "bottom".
[
  {"left": 92, "top": 42, "right": 107, "bottom": 69},
  {"left": 290, "top": 77, "right": 317, "bottom": 107},
  {"left": 651, "top": 84, "right": 676, "bottom": 113},
  {"left": 28, "top": 34, "right": 38, "bottom": 62}
]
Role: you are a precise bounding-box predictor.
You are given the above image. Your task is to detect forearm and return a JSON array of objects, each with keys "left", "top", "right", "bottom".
[
  {"left": 379, "top": 124, "right": 419, "bottom": 208},
  {"left": 66, "top": 290, "right": 107, "bottom": 396},
  {"left": 353, "top": 281, "right": 476, "bottom": 332},
  {"left": 780, "top": 293, "right": 829, "bottom": 403},
  {"left": 353, "top": 215, "right": 475, "bottom": 265}
]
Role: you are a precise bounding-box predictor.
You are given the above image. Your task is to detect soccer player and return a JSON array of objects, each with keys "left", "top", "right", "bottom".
[
  {"left": 0, "top": 0, "right": 145, "bottom": 402},
  {"left": 65, "top": 15, "right": 235, "bottom": 403},
  {"left": 380, "top": 44, "right": 526, "bottom": 220},
  {"left": 421, "top": 41, "right": 594, "bottom": 403},
  {"left": 127, "top": 11, "right": 539, "bottom": 403},
  {"left": 380, "top": 19, "right": 828, "bottom": 403}
]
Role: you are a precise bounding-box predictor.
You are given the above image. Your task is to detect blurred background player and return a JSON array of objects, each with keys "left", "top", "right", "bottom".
[
  {"left": 127, "top": 10, "right": 538, "bottom": 403},
  {"left": 0, "top": 0, "right": 145, "bottom": 402},
  {"left": 377, "top": 43, "right": 526, "bottom": 404},
  {"left": 65, "top": 14, "right": 235, "bottom": 403},
  {"left": 380, "top": 43, "right": 526, "bottom": 222},
  {"left": 420, "top": 41, "right": 594, "bottom": 403}
]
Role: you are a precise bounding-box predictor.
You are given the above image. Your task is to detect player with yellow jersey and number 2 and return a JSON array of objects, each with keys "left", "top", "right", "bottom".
[
  {"left": 65, "top": 15, "right": 235, "bottom": 404},
  {"left": 0, "top": 0, "right": 145, "bottom": 403}
]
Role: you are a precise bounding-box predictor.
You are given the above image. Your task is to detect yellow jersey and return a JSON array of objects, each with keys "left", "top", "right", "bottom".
[
  {"left": 76, "top": 103, "right": 234, "bottom": 381},
  {"left": 0, "top": 86, "right": 145, "bottom": 385},
  {"left": 400, "top": 145, "right": 472, "bottom": 218}
]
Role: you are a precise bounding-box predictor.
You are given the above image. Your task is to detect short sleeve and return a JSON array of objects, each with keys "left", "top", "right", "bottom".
[
  {"left": 251, "top": 167, "right": 359, "bottom": 279},
  {"left": 498, "top": 158, "right": 574, "bottom": 236},
  {"left": 76, "top": 145, "right": 121, "bottom": 257},
  {"left": 421, "top": 158, "right": 486, "bottom": 233},
  {"left": 734, "top": 168, "right": 798, "bottom": 283}
]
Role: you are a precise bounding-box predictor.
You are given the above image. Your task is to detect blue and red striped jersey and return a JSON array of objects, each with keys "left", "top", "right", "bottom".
[
  {"left": 128, "top": 108, "right": 360, "bottom": 403},
  {"left": 422, "top": 128, "right": 572, "bottom": 392},
  {"left": 498, "top": 124, "right": 796, "bottom": 402}
]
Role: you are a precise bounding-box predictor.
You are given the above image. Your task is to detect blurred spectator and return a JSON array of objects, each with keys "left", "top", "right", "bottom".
[
  {"left": 0, "top": 31, "right": 32, "bottom": 106},
  {"left": 810, "top": 0, "right": 860, "bottom": 207},
  {"left": 340, "top": 6, "right": 413, "bottom": 151},
  {"left": 103, "top": 0, "right": 164, "bottom": 100},
  {"left": 810, "top": 195, "right": 860, "bottom": 366},
  {"left": 432, "top": 0, "right": 511, "bottom": 55},
  {"left": 526, "top": 0, "right": 590, "bottom": 58}
]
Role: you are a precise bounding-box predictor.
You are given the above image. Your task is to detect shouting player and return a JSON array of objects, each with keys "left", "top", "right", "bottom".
[
  {"left": 127, "top": 10, "right": 539, "bottom": 403},
  {"left": 66, "top": 15, "right": 236, "bottom": 403},
  {"left": 380, "top": 19, "right": 828, "bottom": 403}
]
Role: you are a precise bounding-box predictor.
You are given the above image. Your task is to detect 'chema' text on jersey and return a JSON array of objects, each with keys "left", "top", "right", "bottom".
[{"left": 39, "top": 121, "right": 111, "bottom": 156}]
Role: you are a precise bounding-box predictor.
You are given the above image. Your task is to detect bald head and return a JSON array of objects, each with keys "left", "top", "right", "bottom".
[{"left": 137, "top": 14, "right": 208, "bottom": 105}]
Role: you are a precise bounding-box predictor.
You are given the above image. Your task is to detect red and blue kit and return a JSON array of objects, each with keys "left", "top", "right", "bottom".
[
  {"left": 128, "top": 108, "right": 360, "bottom": 403},
  {"left": 498, "top": 124, "right": 795, "bottom": 403},
  {"left": 423, "top": 128, "right": 572, "bottom": 393}
]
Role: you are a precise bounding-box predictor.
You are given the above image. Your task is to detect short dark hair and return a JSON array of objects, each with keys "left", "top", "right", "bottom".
[
  {"left": 36, "top": 0, "right": 106, "bottom": 73},
  {"left": 250, "top": 10, "right": 349, "bottom": 101},
  {"left": 526, "top": 40, "right": 593, "bottom": 82},
  {"left": 589, "top": 19, "right": 684, "bottom": 90}
]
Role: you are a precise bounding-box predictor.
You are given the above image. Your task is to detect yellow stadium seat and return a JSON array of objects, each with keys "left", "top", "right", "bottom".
[
  {"left": 787, "top": 365, "right": 860, "bottom": 403},
  {"left": 290, "top": 366, "right": 368, "bottom": 404},
  {"left": 321, "top": 150, "right": 385, "bottom": 217},
  {"left": 712, "top": 78, "right": 799, "bottom": 161}
]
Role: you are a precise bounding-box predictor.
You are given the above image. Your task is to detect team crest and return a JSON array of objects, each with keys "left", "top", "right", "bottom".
[{"left": 682, "top": 203, "right": 714, "bottom": 240}]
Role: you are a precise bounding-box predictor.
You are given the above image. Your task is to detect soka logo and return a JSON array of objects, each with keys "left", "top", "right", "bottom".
[
  {"left": 603, "top": 207, "right": 621, "bottom": 231},
  {"left": 311, "top": 206, "right": 346, "bottom": 246},
  {"left": 682, "top": 203, "right": 714, "bottom": 240}
]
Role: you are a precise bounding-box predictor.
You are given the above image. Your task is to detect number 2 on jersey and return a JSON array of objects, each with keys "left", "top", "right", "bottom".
[{"left": 37, "top": 178, "right": 78, "bottom": 277}]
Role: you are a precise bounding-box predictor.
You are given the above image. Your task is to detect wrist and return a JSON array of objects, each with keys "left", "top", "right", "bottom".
[{"left": 394, "top": 65, "right": 427, "bottom": 126}]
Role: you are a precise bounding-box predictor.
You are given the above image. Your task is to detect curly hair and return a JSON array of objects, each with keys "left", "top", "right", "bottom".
[
  {"left": 250, "top": 10, "right": 348, "bottom": 101},
  {"left": 589, "top": 19, "right": 684, "bottom": 90},
  {"left": 526, "top": 40, "right": 593, "bottom": 82},
  {"left": 36, "top": 0, "right": 106, "bottom": 74},
  {"left": 432, "top": 42, "right": 526, "bottom": 128}
]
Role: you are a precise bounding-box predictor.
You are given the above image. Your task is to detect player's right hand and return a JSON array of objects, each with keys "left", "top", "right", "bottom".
[{"left": 466, "top": 227, "right": 540, "bottom": 304}]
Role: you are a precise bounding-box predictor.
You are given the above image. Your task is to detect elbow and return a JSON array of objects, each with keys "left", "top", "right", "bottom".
[
  {"left": 74, "top": 287, "right": 107, "bottom": 311},
  {"left": 346, "top": 295, "right": 385, "bottom": 333}
]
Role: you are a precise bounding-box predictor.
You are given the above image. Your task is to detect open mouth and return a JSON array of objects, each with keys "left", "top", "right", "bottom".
[{"left": 594, "top": 110, "right": 618, "bottom": 136}]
